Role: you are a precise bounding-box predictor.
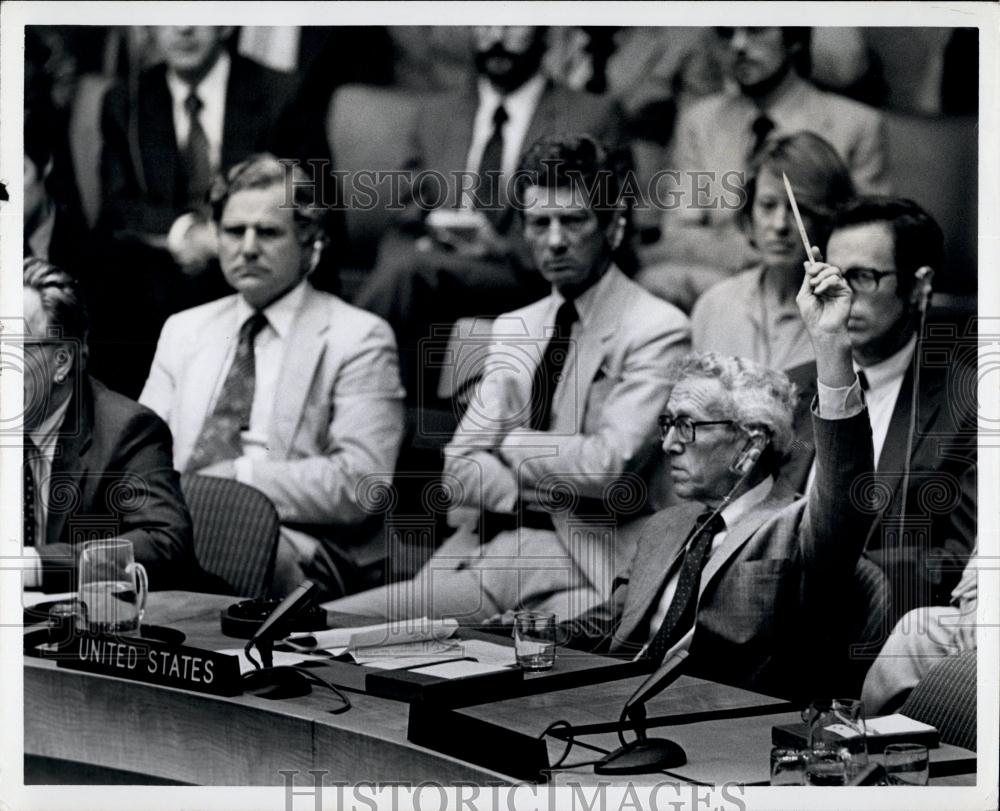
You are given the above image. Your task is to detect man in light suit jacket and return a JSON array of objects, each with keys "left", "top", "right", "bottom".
[
  {"left": 140, "top": 155, "right": 405, "bottom": 598},
  {"left": 328, "top": 136, "right": 690, "bottom": 623},
  {"left": 354, "top": 26, "right": 628, "bottom": 403},
  {"left": 93, "top": 26, "right": 321, "bottom": 398},
  {"left": 563, "top": 255, "right": 881, "bottom": 702}
]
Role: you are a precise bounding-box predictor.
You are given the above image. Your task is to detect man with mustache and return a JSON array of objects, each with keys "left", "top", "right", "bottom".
[
  {"left": 140, "top": 154, "right": 405, "bottom": 598},
  {"left": 354, "top": 26, "right": 627, "bottom": 406}
]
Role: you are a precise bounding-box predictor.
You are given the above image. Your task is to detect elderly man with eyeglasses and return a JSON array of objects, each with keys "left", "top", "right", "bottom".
[
  {"left": 561, "top": 252, "right": 884, "bottom": 702},
  {"left": 783, "top": 196, "right": 977, "bottom": 621}
]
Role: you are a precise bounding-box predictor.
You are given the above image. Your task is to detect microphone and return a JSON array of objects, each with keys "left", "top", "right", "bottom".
[
  {"left": 594, "top": 650, "right": 690, "bottom": 774},
  {"left": 245, "top": 580, "right": 320, "bottom": 670}
]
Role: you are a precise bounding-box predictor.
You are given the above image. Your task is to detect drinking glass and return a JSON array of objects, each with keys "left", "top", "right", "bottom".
[
  {"left": 770, "top": 747, "right": 808, "bottom": 785},
  {"left": 806, "top": 747, "right": 847, "bottom": 786},
  {"left": 802, "top": 697, "right": 869, "bottom": 778},
  {"left": 884, "top": 743, "right": 929, "bottom": 786},
  {"left": 78, "top": 539, "right": 148, "bottom": 633},
  {"left": 513, "top": 610, "right": 557, "bottom": 671}
]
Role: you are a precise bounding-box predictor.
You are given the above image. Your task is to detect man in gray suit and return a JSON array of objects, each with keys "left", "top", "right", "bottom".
[
  {"left": 140, "top": 154, "right": 405, "bottom": 598},
  {"left": 327, "top": 136, "right": 689, "bottom": 623},
  {"left": 564, "top": 251, "right": 881, "bottom": 701}
]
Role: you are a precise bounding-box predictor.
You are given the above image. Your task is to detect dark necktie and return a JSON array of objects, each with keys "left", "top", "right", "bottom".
[
  {"left": 645, "top": 511, "right": 726, "bottom": 664},
  {"left": 23, "top": 438, "right": 39, "bottom": 547},
  {"left": 750, "top": 111, "right": 775, "bottom": 160},
  {"left": 185, "top": 312, "right": 268, "bottom": 472},
  {"left": 530, "top": 300, "right": 579, "bottom": 431},
  {"left": 477, "top": 103, "right": 509, "bottom": 213},
  {"left": 183, "top": 91, "right": 212, "bottom": 207},
  {"left": 857, "top": 369, "right": 870, "bottom": 391}
]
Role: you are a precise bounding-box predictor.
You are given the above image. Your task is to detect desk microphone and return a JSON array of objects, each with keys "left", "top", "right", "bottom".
[
  {"left": 244, "top": 580, "right": 321, "bottom": 670},
  {"left": 594, "top": 650, "right": 689, "bottom": 774}
]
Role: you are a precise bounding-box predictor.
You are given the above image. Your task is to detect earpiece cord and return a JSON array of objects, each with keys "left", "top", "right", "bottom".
[
  {"left": 290, "top": 666, "right": 352, "bottom": 714},
  {"left": 897, "top": 304, "right": 927, "bottom": 577}
]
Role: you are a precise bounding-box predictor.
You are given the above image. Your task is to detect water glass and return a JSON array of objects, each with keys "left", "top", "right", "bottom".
[
  {"left": 802, "top": 697, "right": 869, "bottom": 778},
  {"left": 770, "top": 747, "right": 808, "bottom": 785},
  {"left": 513, "top": 610, "right": 557, "bottom": 671},
  {"left": 884, "top": 743, "right": 929, "bottom": 786},
  {"left": 806, "top": 747, "right": 848, "bottom": 786},
  {"left": 78, "top": 539, "right": 148, "bottom": 634}
]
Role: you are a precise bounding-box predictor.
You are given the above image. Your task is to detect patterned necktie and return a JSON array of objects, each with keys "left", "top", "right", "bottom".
[
  {"left": 646, "top": 511, "right": 726, "bottom": 664},
  {"left": 23, "top": 438, "right": 39, "bottom": 547},
  {"left": 750, "top": 111, "right": 776, "bottom": 159},
  {"left": 185, "top": 312, "right": 269, "bottom": 473},
  {"left": 477, "top": 103, "right": 509, "bottom": 213},
  {"left": 183, "top": 91, "right": 212, "bottom": 207},
  {"left": 530, "top": 300, "right": 579, "bottom": 431}
]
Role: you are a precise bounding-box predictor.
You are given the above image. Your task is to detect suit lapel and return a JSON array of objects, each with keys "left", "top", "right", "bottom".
[
  {"left": 443, "top": 85, "right": 479, "bottom": 207},
  {"left": 875, "top": 359, "right": 943, "bottom": 512},
  {"left": 269, "top": 288, "right": 329, "bottom": 457},
  {"left": 521, "top": 81, "right": 557, "bottom": 160},
  {"left": 616, "top": 502, "right": 704, "bottom": 644},
  {"left": 699, "top": 488, "right": 797, "bottom": 597},
  {"left": 184, "top": 303, "right": 238, "bottom": 450},
  {"left": 48, "top": 382, "right": 94, "bottom": 546},
  {"left": 221, "top": 56, "right": 262, "bottom": 168},
  {"left": 140, "top": 67, "right": 182, "bottom": 203},
  {"left": 552, "top": 268, "right": 624, "bottom": 429}
]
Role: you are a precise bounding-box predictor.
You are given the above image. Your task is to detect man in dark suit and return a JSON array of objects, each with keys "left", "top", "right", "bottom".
[
  {"left": 22, "top": 258, "right": 195, "bottom": 593},
  {"left": 784, "top": 198, "right": 977, "bottom": 620},
  {"left": 563, "top": 258, "right": 880, "bottom": 701},
  {"left": 354, "top": 26, "right": 628, "bottom": 403},
  {"left": 92, "top": 26, "right": 306, "bottom": 397}
]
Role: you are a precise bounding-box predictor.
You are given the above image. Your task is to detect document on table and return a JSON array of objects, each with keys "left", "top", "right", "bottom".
[{"left": 286, "top": 617, "right": 459, "bottom": 653}]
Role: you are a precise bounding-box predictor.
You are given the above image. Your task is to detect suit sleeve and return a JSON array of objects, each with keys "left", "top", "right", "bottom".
[
  {"left": 242, "top": 320, "right": 405, "bottom": 528},
  {"left": 38, "top": 410, "right": 195, "bottom": 592},
  {"left": 799, "top": 407, "right": 876, "bottom": 577},
  {"left": 498, "top": 310, "right": 690, "bottom": 500},
  {"left": 98, "top": 81, "right": 179, "bottom": 239}
]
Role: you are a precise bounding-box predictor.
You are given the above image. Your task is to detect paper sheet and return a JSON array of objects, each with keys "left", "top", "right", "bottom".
[
  {"left": 868, "top": 714, "right": 938, "bottom": 735},
  {"left": 457, "top": 638, "right": 517, "bottom": 666},
  {"left": 407, "top": 660, "right": 512, "bottom": 679},
  {"left": 287, "top": 617, "right": 459, "bottom": 652},
  {"left": 22, "top": 591, "right": 76, "bottom": 608}
]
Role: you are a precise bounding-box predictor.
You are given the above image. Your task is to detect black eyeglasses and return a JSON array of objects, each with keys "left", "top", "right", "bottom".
[
  {"left": 658, "top": 415, "right": 736, "bottom": 443},
  {"left": 843, "top": 267, "right": 897, "bottom": 293}
]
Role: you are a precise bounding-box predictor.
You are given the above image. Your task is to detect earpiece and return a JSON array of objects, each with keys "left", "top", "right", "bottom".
[
  {"left": 914, "top": 267, "right": 934, "bottom": 314},
  {"left": 730, "top": 432, "right": 769, "bottom": 476}
]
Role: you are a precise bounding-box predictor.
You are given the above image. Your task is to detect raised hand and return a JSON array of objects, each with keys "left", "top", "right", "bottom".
[{"left": 796, "top": 246, "right": 853, "bottom": 340}]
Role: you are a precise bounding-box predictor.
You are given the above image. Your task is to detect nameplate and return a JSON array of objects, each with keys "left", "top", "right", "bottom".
[{"left": 56, "top": 631, "right": 242, "bottom": 696}]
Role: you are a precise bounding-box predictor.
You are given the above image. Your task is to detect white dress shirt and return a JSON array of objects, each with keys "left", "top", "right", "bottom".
[
  {"left": 23, "top": 395, "right": 72, "bottom": 588},
  {"left": 164, "top": 51, "right": 230, "bottom": 172},
  {"left": 465, "top": 74, "right": 546, "bottom": 183},
  {"left": 203, "top": 281, "right": 309, "bottom": 486},
  {"left": 857, "top": 334, "right": 917, "bottom": 467},
  {"left": 642, "top": 376, "right": 866, "bottom": 653}
]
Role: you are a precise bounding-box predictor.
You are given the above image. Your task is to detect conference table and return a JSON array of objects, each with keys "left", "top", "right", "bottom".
[{"left": 23, "top": 591, "right": 978, "bottom": 786}]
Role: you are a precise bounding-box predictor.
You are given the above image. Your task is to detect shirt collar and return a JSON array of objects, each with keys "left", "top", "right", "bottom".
[
  {"left": 855, "top": 333, "right": 917, "bottom": 391},
  {"left": 29, "top": 391, "right": 72, "bottom": 453},
  {"left": 720, "top": 475, "right": 775, "bottom": 530},
  {"left": 761, "top": 72, "right": 810, "bottom": 118},
  {"left": 235, "top": 278, "right": 309, "bottom": 340},
  {"left": 165, "top": 50, "right": 231, "bottom": 107},
  {"left": 550, "top": 263, "right": 615, "bottom": 328},
  {"left": 477, "top": 73, "right": 546, "bottom": 117}
]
